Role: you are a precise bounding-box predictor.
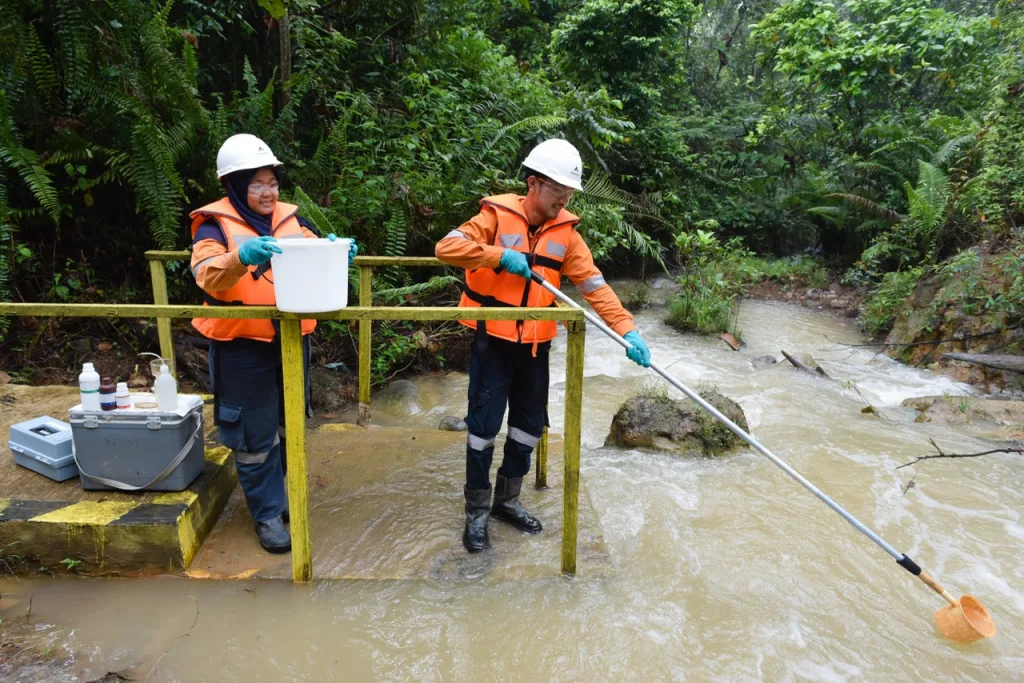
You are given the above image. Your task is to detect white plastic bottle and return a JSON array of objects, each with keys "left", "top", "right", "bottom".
[
  {"left": 154, "top": 364, "right": 178, "bottom": 411},
  {"left": 115, "top": 382, "right": 131, "bottom": 410},
  {"left": 78, "top": 362, "right": 101, "bottom": 411}
]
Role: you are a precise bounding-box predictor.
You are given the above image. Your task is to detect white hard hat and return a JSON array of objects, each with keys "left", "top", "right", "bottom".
[
  {"left": 522, "top": 138, "right": 584, "bottom": 191},
  {"left": 216, "top": 133, "right": 282, "bottom": 178}
]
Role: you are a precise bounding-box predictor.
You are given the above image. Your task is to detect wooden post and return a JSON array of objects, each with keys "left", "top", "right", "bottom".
[
  {"left": 148, "top": 259, "right": 176, "bottom": 377},
  {"left": 535, "top": 417, "right": 548, "bottom": 489},
  {"left": 357, "top": 265, "right": 373, "bottom": 426},
  {"left": 280, "top": 319, "right": 311, "bottom": 583},
  {"left": 561, "top": 320, "right": 585, "bottom": 576}
]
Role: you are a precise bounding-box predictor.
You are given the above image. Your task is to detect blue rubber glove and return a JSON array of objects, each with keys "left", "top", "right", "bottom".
[
  {"left": 500, "top": 249, "right": 531, "bottom": 278},
  {"left": 327, "top": 234, "right": 359, "bottom": 264},
  {"left": 238, "top": 235, "right": 282, "bottom": 266},
  {"left": 624, "top": 330, "right": 651, "bottom": 368}
]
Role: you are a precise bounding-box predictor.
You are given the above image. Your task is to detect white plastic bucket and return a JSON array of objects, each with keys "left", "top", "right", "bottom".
[{"left": 271, "top": 238, "right": 351, "bottom": 313}]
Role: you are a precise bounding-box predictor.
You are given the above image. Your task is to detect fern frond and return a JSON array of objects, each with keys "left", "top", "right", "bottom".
[
  {"left": 375, "top": 275, "right": 461, "bottom": 303},
  {"left": 854, "top": 161, "right": 908, "bottom": 184},
  {"left": 915, "top": 160, "right": 951, "bottom": 216},
  {"left": 292, "top": 186, "right": 335, "bottom": 235},
  {"left": 25, "top": 26, "right": 58, "bottom": 96},
  {"left": 806, "top": 206, "right": 843, "bottom": 224},
  {"left": 870, "top": 136, "right": 936, "bottom": 159},
  {"left": 478, "top": 115, "right": 567, "bottom": 163},
  {"left": 619, "top": 219, "right": 668, "bottom": 272},
  {"left": 931, "top": 134, "right": 976, "bottom": 167},
  {"left": 0, "top": 169, "right": 9, "bottom": 338},
  {"left": 0, "top": 112, "right": 61, "bottom": 223},
  {"left": 383, "top": 207, "right": 407, "bottom": 257},
  {"left": 826, "top": 193, "right": 903, "bottom": 222}
]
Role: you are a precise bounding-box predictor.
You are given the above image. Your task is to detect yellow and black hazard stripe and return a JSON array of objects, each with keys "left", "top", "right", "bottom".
[{"left": 0, "top": 446, "right": 236, "bottom": 576}]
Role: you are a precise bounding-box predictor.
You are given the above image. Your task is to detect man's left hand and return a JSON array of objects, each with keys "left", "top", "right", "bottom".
[{"left": 623, "top": 330, "right": 651, "bottom": 368}]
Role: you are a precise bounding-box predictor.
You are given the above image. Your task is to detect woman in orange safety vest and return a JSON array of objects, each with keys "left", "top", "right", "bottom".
[{"left": 190, "top": 133, "right": 357, "bottom": 554}]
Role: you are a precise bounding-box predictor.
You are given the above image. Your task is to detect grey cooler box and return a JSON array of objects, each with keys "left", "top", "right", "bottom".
[
  {"left": 8, "top": 416, "right": 78, "bottom": 482},
  {"left": 69, "top": 396, "right": 205, "bottom": 492}
]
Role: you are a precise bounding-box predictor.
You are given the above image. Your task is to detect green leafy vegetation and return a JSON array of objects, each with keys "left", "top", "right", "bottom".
[{"left": 1, "top": 0, "right": 1022, "bottom": 376}]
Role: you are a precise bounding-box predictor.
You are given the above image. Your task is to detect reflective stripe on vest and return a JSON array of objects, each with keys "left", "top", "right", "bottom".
[
  {"left": 189, "top": 197, "right": 316, "bottom": 342},
  {"left": 458, "top": 194, "right": 578, "bottom": 344}
]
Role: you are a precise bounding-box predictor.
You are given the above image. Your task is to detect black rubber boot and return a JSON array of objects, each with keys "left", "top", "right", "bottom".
[
  {"left": 491, "top": 475, "right": 542, "bottom": 533},
  {"left": 462, "top": 486, "right": 491, "bottom": 553},
  {"left": 256, "top": 514, "right": 291, "bottom": 554}
]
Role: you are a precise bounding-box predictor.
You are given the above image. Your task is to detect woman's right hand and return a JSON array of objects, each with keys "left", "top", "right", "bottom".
[{"left": 238, "top": 235, "right": 282, "bottom": 266}]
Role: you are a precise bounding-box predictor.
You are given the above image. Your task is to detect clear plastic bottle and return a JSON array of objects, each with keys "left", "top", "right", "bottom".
[
  {"left": 115, "top": 382, "right": 131, "bottom": 410},
  {"left": 154, "top": 364, "right": 178, "bottom": 411},
  {"left": 78, "top": 362, "right": 101, "bottom": 411}
]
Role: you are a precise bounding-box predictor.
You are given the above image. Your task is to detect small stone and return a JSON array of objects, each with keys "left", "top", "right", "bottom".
[
  {"left": 829, "top": 282, "right": 843, "bottom": 294},
  {"left": 439, "top": 416, "right": 468, "bottom": 432},
  {"left": 70, "top": 337, "right": 93, "bottom": 354},
  {"left": 751, "top": 355, "right": 779, "bottom": 370},
  {"left": 0, "top": 371, "right": 10, "bottom": 385},
  {"left": 805, "top": 289, "right": 821, "bottom": 301},
  {"left": 830, "top": 298, "right": 847, "bottom": 309}
]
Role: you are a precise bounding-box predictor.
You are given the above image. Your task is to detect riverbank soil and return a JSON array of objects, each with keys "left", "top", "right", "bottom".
[
  {"left": 884, "top": 239, "right": 1024, "bottom": 394},
  {"left": 188, "top": 423, "right": 611, "bottom": 581},
  {"left": 744, "top": 279, "right": 864, "bottom": 319}
]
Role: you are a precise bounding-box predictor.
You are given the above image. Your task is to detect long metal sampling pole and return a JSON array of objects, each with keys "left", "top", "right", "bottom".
[{"left": 534, "top": 274, "right": 955, "bottom": 598}]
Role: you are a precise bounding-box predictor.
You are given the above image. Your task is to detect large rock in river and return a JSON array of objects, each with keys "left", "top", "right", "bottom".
[{"left": 605, "top": 390, "right": 749, "bottom": 456}]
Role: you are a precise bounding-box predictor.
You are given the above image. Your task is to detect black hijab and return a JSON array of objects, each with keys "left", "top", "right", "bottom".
[{"left": 223, "top": 166, "right": 282, "bottom": 236}]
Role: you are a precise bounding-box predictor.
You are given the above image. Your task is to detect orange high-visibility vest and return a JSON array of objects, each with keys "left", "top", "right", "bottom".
[
  {"left": 459, "top": 194, "right": 579, "bottom": 344},
  {"left": 189, "top": 197, "right": 316, "bottom": 342}
]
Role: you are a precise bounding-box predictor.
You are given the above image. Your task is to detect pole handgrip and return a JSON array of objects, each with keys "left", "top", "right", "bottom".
[
  {"left": 919, "top": 570, "right": 959, "bottom": 606},
  {"left": 897, "top": 554, "right": 921, "bottom": 575}
]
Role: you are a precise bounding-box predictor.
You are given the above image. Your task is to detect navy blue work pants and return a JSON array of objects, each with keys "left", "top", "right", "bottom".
[
  {"left": 209, "top": 332, "right": 310, "bottom": 523},
  {"left": 464, "top": 328, "right": 549, "bottom": 491}
]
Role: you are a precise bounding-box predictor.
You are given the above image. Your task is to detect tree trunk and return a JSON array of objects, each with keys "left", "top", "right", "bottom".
[
  {"left": 943, "top": 352, "right": 1024, "bottom": 373},
  {"left": 279, "top": 11, "right": 293, "bottom": 137}
]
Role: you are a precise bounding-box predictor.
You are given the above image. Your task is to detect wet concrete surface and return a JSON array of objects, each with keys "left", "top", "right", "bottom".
[{"left": 188, "top": 423, "right": 611, "bottom": 581}]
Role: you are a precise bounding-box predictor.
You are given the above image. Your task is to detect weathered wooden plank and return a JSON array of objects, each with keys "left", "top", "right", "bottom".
[
  {"left": 358, "top": 265, "right": 373, "bottom": 427},
  {"left": 144, "top": 250, "right": 190, "bottom": 261},
  {"left": 148, "top": 260, "right": 176, "bottom": 376},
  {"left": 943, "top": 352, "right": 1024, "bottom": 373},
  {"left": 0, "top": 302, "right": 583, "bottom": 323},
  {"left": 280, "top": 319, "right": 312, "bottom": 583},
  {"left": 144, "top": 251, "right": 443, "bottom": 268},
  {"left": 561, "top": 320, "right": 586, "bottom": 577}
]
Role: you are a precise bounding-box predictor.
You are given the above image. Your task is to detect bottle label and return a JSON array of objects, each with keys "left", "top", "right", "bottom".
[{"left": 80, "top": 388, "right": 99, "bottom": 394}]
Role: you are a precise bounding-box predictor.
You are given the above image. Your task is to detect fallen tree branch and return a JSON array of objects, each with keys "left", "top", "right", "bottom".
[
  {"left": 824, "top": 323, "right": 1024, "bottom": 351},
  {"left": 942, "top": 352, "right": 1024, "bottom": 373},
  {"left": 781, "top": 349, "right": 831, "bottom": 378},
  {"left": 896, "top": 438, "right": 1023, "bottom": 469}
]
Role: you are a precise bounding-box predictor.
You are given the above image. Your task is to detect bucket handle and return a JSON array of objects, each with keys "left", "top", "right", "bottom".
[{"left": 71, "top": 412, "right": 202, "bottom": 492}]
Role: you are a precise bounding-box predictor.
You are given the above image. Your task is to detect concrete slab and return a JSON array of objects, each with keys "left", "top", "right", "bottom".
[
  {"left": 0, "top": 384, "right": 237, "bottom": 575},
  {"left": 188, "top": 424, "right": 612, "bottom": 581}
]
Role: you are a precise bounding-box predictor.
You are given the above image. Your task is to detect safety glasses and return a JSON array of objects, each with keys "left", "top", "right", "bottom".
[{"left": 537, "top": 177, "right": 574, "bottom": 200}]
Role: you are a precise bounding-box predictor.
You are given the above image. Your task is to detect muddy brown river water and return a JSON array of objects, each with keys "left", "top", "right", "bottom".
[{"left": 1, "top": 296, "right": 1021, "bottom": 682}]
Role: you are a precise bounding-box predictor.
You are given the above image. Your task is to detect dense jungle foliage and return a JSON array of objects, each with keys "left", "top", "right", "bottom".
[{"left": 1, "top": 0, "right": 1022, "bottom": 380}]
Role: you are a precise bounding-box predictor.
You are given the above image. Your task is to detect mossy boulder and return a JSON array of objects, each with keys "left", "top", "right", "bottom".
[{"left": 605, "top": 390, "right": 748, "bottom": 457}]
